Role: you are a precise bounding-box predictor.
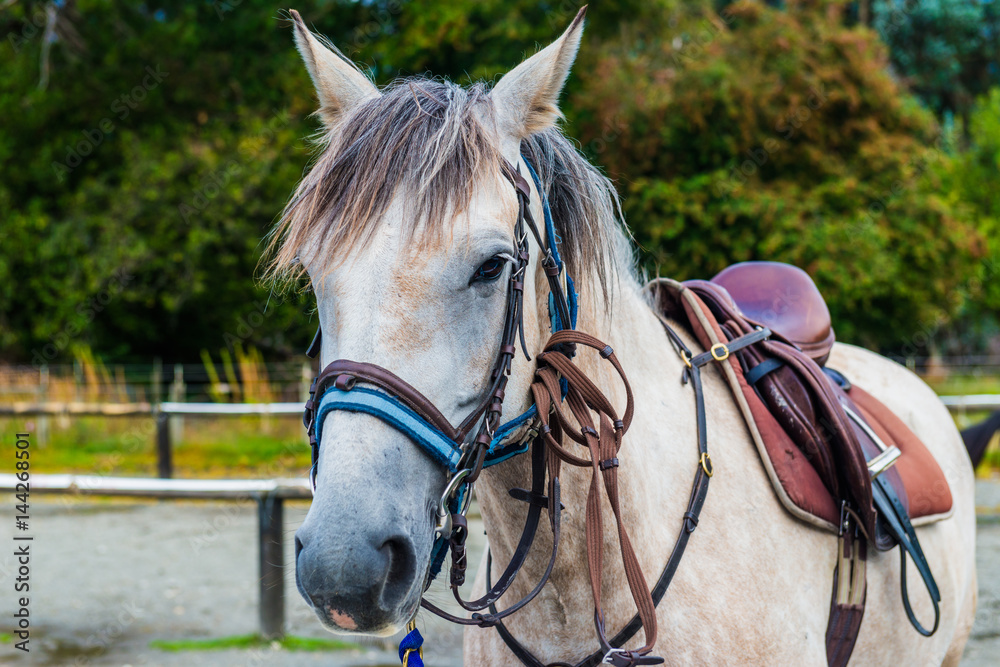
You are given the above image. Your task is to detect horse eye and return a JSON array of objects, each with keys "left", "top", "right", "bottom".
[{"left": 471, "top": 255, "right": 507, "bottom": 284}]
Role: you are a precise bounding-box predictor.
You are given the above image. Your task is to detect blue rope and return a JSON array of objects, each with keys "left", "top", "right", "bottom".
[{"left": 398, "top": 627, "right": 425, "bottom": 666}]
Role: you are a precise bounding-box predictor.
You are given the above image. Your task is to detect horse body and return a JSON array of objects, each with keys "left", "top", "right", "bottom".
[
  {"left": 466, "top": 263, "right": 977, "bottom": 665},
  {"left": 272, "top": 9, "right": 976, "bottom": 664}
]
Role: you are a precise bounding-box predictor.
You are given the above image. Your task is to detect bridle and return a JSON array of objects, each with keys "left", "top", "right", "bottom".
[
  {"left": 299, "top": 154, "right": 744, "bottom": 666},
  {"left": 301, "top": 156, "right": 574, "bottom": 573}
]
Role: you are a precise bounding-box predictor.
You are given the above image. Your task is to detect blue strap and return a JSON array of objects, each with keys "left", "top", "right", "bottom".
[
  {"left": 398, "top": 627, "right": 424, "bottom": 666},
  {"left": 521, "top": 157, "right": 563, "bottom": 271},
  {"left": 522, "top": 155, "right": 579, "bottom": 332},
  {"left": 315, "top": 386, "right": 463, "bottom": 472},
  {"left": 745, "top": 358, "right": 784, "bottom": 386}
]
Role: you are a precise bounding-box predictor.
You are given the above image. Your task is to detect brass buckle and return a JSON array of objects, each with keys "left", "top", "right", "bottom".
[
  {"left": 681, "top": 349, "right": 693, "bottom": 368},
  {"left": 402, "top": 620, "right": 423, "bottom": 666},
  {"left": 699, "top": 452, "right": 714, "bottom": 477},
  {"left": 710, "top": 343, "right": 729, "bottom": 362}
]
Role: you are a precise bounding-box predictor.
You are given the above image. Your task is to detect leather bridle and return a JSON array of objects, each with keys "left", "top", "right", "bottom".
[{"left": 299, "top": 154, "right": 757, "bottom": 666}]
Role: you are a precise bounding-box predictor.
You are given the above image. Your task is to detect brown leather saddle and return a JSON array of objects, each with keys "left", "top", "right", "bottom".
[
  {"left": 647, "top": 262, "right": 953, "bottom": 667},
  {"left": 703, "top": 262, "right": 951, "bottom": 528}
]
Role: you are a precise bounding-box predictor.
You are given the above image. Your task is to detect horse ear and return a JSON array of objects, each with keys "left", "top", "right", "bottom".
[
  {"left": 289, "top": 9, "right": 379, "bottom": 130},
  {"left": 491, "top": 6, "right": 586, "bottom": 141}
]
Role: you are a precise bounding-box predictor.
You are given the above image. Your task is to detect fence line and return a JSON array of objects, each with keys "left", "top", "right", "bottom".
[
  {"left": 2, "top": 396, "right": 997, "bottom": 479},
  {"left": 0, "top": 473, "right": 310, "bottom": 639}
]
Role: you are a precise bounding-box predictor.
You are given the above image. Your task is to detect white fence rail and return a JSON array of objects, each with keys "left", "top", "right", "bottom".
[
  {"left": 0, "top": 473, "right": 310, "bottom": 639},
  {"left": 939, "top": 395, "right": 1000, "bottom": 411},
  {"left": 1, "top": 396, "right": 997, "bottom": 478}
]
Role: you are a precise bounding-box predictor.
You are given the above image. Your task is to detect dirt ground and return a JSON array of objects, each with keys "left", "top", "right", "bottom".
[{"left": 0, "top": 481, "right": 997, "bottom": 666}]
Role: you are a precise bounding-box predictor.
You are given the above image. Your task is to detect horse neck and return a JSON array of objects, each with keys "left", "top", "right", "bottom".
[{"left": 475, "top": 265, "right": 697, "bottom": 641}]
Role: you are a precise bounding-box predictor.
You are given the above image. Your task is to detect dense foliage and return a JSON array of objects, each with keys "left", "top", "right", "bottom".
[
  {"left": 873, "top": 0, "right": 1000, "bottom": 128},
  {"left": 571, "top": 2, "right": 987, "bottom": 348},
  {"left": 0, "top": 0, "right": 995, "bottom": 362}
]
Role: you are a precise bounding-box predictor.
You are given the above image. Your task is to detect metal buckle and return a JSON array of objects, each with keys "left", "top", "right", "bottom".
[
  {"left": 681, "top": 349, "right": 693, "bottom": 369},
  {"left": 601, "top": 648, "right": 630, "bottom": 665},
  {"left": 867, "top": 445, "right": 902, "bottom": 479},
  {"left": 401, "top": 619, "right": 423, "bottom": 667},
  {"left": 699, "top": 452, "right": 714, "bottom": 477},
  {"left": 434, "top": 469, "right": 472, "bottom": 537},
  {"left": 710, "top": 343, "right": 729, "bottom": 362}
]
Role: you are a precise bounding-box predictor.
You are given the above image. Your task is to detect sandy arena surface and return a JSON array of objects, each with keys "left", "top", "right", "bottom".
[{"left": 0, "top": 481, "right": 998, "bottom": 666}]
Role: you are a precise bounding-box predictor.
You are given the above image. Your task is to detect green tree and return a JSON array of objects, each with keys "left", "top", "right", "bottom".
[
  {"left": 568, "top": 1, "right": 986, "bottom": 350},
  {"left": 873, "top": 0, "right": 1000, "bottom": 133},
  {"left": 0, "top": 0, "right": 993, "bottom": 361}
]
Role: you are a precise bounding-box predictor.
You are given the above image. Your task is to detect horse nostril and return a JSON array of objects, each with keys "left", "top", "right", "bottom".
[
  {"left": 295, "top": 535, "right": 304, "bottom": 561},
  {"left": 378, "top": 536, "right": 416, "bottom": 608}
]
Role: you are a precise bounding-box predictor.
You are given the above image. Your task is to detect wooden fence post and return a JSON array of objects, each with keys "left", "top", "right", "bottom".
[
  {"left": 300, "top": 361, "right": 312, "bottom": 402},
  {"left": 152, "top": 357, "right": 162, "bottom": 405},
  {"left": 155, "top": 410, "right": 172, "bottom": 479},
  {"left": 169, "top": 364, "right": 184, "bottom": 446},
  {"left": 258, "top": 495, "right": 285, "bottom": 640},
  {"left": 37, "top": 364, "right": 49, "bottom": 446}
]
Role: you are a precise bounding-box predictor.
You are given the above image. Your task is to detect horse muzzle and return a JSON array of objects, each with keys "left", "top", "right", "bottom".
[{"left": 294, "top": 515, "right": 420, "bottom": 635}]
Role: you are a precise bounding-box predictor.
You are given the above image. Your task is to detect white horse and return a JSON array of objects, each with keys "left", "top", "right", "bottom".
[{"left": 270, "top": 9, "right": 977, "bottom": 665}]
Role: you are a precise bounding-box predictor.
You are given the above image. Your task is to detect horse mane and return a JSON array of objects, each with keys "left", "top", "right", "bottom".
[{"left": 262, "top": 77, "right": 634, "bottom": 300}]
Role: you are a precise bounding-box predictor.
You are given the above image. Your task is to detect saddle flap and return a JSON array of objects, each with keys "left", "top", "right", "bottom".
[{"left": 711, "top": 262, "right": 835, "bottom": 366}]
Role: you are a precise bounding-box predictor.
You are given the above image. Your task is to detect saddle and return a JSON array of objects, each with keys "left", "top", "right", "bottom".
[{"left": 647, "top": 262, "right": 953, "bottom": 666}]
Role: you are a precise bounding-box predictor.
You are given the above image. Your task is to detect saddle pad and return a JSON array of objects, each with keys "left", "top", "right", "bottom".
[{"left": 647, "top": 278, "right": 953, "bottom": 532}]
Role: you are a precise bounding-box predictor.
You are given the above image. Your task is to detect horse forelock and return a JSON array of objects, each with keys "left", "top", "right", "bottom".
[{"left": 262, "top": 77, "right": 633, "bottom": 302}]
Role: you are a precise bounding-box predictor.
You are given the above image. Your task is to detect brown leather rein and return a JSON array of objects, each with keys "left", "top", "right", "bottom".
[{"left": 300, "top": 156, "right": 768, "bottom": 666}]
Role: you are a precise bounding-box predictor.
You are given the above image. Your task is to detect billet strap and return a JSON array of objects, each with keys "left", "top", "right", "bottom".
[{"left": 826, "top": 513, "right": 867, "bottom": 667}]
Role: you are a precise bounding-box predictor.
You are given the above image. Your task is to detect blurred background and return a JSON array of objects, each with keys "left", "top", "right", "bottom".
[
  {"left": 1, "top": 1, "right": 999, "bottom": 663},
  {"left": 1, "top": 0, "right": 998, "bottom": 475}
]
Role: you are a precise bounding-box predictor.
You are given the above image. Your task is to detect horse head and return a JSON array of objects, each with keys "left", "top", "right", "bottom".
[{"left": 267, "top": 8, "right": 588, "bottom": 636}]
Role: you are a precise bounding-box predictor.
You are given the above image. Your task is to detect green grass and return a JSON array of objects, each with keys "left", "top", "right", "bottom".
[
  {"left": 150, "top": 633, "right": 357, "bottom": 652},
  {"left": 0, "top": 414, "right": 310, "bottom": 477},
  {"left": 924, "top": 374, "right": 1000, "bottom": 396},
  {"left": 4, "top": 374, "right": 999, "bottom": 478},
  {"left": 0, "top": 633, "right": 10, "bottom": 643}
]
